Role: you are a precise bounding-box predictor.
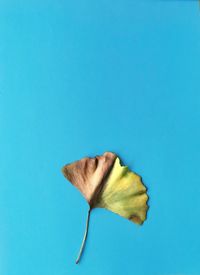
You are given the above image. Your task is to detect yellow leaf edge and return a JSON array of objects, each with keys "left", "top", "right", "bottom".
[{"left": 95, "top": 157, "right": 149, "bottom": 225}]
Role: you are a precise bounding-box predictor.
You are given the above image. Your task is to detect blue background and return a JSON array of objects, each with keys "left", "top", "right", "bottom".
[{"left": 0, "top": 1, "right": 200, "bottom": 275}]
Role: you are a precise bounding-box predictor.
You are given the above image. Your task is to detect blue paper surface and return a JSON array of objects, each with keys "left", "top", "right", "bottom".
[{"left": 0, "top": 1, "right": 200, "bottom": 275}]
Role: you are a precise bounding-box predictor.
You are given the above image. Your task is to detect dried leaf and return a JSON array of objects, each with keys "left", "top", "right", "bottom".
[{"left": 62, "top": 152, "right": 149, "bottom": 263}]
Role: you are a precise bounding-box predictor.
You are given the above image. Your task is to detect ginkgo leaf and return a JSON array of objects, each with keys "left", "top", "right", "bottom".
[{"left": 62, "top": 152, "right": 149, "bottom": 264}]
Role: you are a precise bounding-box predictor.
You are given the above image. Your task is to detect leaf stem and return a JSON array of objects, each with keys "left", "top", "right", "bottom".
[{"left": 75, "top": 208, "right": 91, "bottom": 264}]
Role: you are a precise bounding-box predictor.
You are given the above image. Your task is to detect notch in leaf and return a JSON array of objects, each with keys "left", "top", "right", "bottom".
[{"left": 62, "top": 152, "right": 149, "bottom": 264}]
